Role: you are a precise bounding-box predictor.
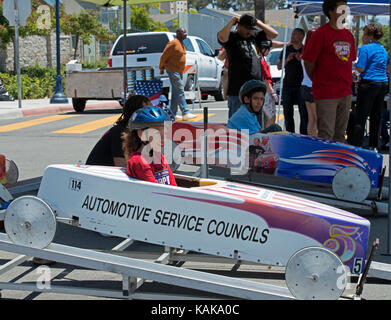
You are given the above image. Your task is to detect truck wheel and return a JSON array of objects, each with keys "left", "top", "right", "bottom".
[
  {"left": 72, "top": 98, "right": 87, "bottom": 112},
  {"left": 184, "top": 75, "right": 195, "bottom": 91},
  {"left": 213, "top": 80, "right": 224, "bottom": 102}
]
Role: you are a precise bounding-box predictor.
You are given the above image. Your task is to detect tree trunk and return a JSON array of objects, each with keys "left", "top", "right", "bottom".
[
  {"left": 254, "top": 0, "right": 265, "bottom": 22},
  {"left": 73, "top": 35, "right": 79, "bottom": 60}
]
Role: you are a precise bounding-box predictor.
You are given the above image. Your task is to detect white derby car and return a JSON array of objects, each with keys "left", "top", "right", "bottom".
[{"left": 4, "top": 164, "right": 371, "bottom": 299}]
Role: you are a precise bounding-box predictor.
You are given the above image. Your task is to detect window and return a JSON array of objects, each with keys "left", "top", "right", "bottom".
[
  {"left": 112, "top": 34, "right": 170, "bottom": 55},
  {"left": 267, "top": 50, "right": 282, "bottom": 66},
  {"left": 182, "top": 38, "right": 195, "bottom": 52},
  {"left": 196, "top": 39, "right": 213, "bottom": 57}
]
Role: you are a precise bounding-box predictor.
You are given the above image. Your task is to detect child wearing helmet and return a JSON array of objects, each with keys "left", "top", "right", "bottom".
[
  {"left": 227, "top": 79, "right": 282, "bottom": 135},
  {"left": 122, "top": 106, "right": 177, "bottom": 186}
]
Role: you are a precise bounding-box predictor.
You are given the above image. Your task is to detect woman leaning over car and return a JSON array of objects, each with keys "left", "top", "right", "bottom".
[{"left": 353, "top": 23, "right": 390, "bottom": 151}]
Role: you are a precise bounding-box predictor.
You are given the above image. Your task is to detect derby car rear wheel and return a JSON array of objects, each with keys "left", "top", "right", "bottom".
[
  {"left": 5, "top": 196, "right": 56, "bottom": 249},
  {"left": 332, "top": 166, "right": 371, "bottom": 202},
  {"left": 285, "top": 247, "right": 347, "bottom": 300}
]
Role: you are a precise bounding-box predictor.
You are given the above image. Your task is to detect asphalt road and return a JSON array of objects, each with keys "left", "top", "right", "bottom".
[{"left": 1, "top": 99, "right": 391, "bottom": 301}]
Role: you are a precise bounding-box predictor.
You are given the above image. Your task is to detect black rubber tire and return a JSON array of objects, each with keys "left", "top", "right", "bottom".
[
  {"left": 72, "top": 98, "right": 87, "bottom": 112},
  {"left": 213, "top": 80, "right": 224, "bottom": 102}
]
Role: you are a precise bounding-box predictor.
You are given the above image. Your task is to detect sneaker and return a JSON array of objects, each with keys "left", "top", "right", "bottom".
[
  {"left": 175, "top": 115, "right": 182, "bottom": 121},
  {"left": 182, "top": 113, "right": 197, "bottom": 121}
]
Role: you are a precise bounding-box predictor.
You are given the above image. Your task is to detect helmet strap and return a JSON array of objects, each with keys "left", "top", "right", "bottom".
[{"left": 247, "top": 99, "right": 262, "bottom": 116}]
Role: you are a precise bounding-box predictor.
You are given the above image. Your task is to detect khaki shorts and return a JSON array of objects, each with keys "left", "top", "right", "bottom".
[{"left": 315, "top": 95, "right": 352, "bottom": 143}]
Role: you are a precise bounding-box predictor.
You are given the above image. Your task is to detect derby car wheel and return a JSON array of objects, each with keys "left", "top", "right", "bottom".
[
  {"left": 332, "top": 166, "right": 371, "bottom": 203},
  {"left": 5, "top": 196, "right": 56, "bottom": 249},
  {"left": 5, "top": 159, "right": 19, "bottom": 187},
  {"left": 285, "top": 247, "right": 347, "bottom": 300}
]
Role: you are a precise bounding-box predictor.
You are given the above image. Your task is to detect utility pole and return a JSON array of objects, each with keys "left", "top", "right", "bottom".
[{"left": 254, "top": 0, "right": 265, "bottom": 22}]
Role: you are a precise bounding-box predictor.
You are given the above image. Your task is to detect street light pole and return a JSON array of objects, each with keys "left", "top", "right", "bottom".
[{"left": 50, "top": 0, "right": 67, "bottom": 104}]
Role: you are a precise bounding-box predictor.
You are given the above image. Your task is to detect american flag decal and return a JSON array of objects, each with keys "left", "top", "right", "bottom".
[{"left": 135, "top": 80, "right": 163, "bottom": 106}]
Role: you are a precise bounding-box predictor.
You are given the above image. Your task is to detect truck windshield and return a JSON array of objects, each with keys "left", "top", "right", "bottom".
[{"left": 112, "top": 34, "right": 170, "bottom": 55}]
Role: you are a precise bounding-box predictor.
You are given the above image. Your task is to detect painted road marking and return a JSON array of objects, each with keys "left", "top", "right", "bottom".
[
  {"left": 52, "top": 115, "right": 119, "bottom": 134},
  {"left": 0, "top": 115, "right": 80, "bottom": 132},
  {"left": 182, "top": 113, "right": 215, "bottom": 122}
]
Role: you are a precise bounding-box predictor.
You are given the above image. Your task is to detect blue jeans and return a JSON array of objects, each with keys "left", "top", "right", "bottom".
[{"left": 167, "top": 71, "right": 189, "bottom": 116}]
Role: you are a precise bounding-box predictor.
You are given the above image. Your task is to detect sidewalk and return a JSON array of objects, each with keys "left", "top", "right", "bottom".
[{"left": 0, "top": 98, "right": 122, "bottom": 119}]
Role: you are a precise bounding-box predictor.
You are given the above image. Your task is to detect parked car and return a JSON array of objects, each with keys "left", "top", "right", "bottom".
[{"left": 108, "top": 32, "right": 224, "bottom": 101}]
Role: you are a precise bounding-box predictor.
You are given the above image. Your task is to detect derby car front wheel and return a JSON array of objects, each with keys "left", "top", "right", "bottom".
[
  {"left": 332, "top": 166, "right": 371, "bottom": 203},
  {"left": 285, "top": 247, "right": 347, "bottom": 300},
  {"left": 5, "top": 196, "right": 57, "bottom": 249}
]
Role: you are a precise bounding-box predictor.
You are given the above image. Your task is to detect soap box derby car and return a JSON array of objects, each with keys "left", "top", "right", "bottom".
[
  {"left": 4, "top": 164, "right": 369, "bottom": 277},
  {"left": 168, "top": 122, "right": 383, "bottom": 201}
]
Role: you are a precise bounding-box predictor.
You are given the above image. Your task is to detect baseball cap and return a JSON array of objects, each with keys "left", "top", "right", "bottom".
[{"left": 239, "top": 14, "right": 257, "bottom": 30}]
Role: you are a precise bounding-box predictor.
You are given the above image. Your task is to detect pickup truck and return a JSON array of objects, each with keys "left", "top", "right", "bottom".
[{"left": 108, "top": 32, "right": 225, "bottom": 101}]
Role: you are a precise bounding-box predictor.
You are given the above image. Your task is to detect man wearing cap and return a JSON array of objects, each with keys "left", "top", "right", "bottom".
[{"left": 217, "top": 13, "right": 278, "bottom": 119}]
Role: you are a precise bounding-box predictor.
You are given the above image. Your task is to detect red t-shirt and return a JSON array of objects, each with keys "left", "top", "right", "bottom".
[
  {"left": 126, "top": 152, "right": 177, "bottom": 186},
  {"left": 302, "top": 23, "right": 356, "bottom": 100},
  {"left": 260, "top": 58, "right": 273, "bottom": 85}
]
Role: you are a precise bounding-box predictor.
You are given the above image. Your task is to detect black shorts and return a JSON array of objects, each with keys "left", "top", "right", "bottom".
[{"left": 301, "top": 85, "right": 314, "bottom": 103}]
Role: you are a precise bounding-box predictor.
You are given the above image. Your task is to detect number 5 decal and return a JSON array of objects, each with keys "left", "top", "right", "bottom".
[
  {"left": 323, "top": 224, "right": 359, "bottom": 263},
  {"left": 353, "top": 258, "right": 363, "bottom": 274}
]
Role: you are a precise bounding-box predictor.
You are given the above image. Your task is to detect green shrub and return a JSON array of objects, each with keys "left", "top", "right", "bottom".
[
  {"left": 81, "top": 58, "right": 108, "bottom": 70},
  {"left": 0, "top": 64, "right": 66, "bottom": 99}
]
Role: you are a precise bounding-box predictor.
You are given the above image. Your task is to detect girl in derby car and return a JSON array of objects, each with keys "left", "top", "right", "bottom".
[
  {"left": 85, "top": 95, "right": 152, "bottom": 167},
  {"left": 123, "top": 106, "right": 177, "bottom": 186},
  {"left": 352, "top": 23, "right": 390, "bottom": 151}
]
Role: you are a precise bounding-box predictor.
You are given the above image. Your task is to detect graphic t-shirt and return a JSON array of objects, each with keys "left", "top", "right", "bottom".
[
  {"left": 219, "top": 30, "right": 267, "bottom": 96},
  {"left": 126, "top": 152, "right": 177, "bottom": 186},
  {"left": 302, "top": 23, "right": 356, "bottom": 100}
]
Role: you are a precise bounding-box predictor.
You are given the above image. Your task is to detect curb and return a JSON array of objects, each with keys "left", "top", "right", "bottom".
[
  {"left": 1, "top": 101, "right": 122, "bottom": 119},
  {"left": 22, "top": 101, "right": 122, "bottom": 117}
]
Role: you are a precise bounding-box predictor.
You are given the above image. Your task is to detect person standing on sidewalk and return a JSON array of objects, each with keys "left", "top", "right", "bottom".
[
  {"left": 277, "top": 28, "right": 308, "bottom": 135},
  {"left": 217, "top": 13, "right": 278, "bottom": 119},
  {"left": 217, "top": 47, "right": 229, "bottom": 100},
  {"left": 302, "top": 0, "right": 356, "bottom": 143},
  {"left": 352, "top": 23, "right": 389, "bottom": 151},
  {"left": 257, "top": 40, "right": 279, "bottom": 128},
  {"left": 159, "top": 28, "right": 196, "bottom": 121},
  {"left": 300, "top": 29, "right": 317, "bottom": 137}
]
